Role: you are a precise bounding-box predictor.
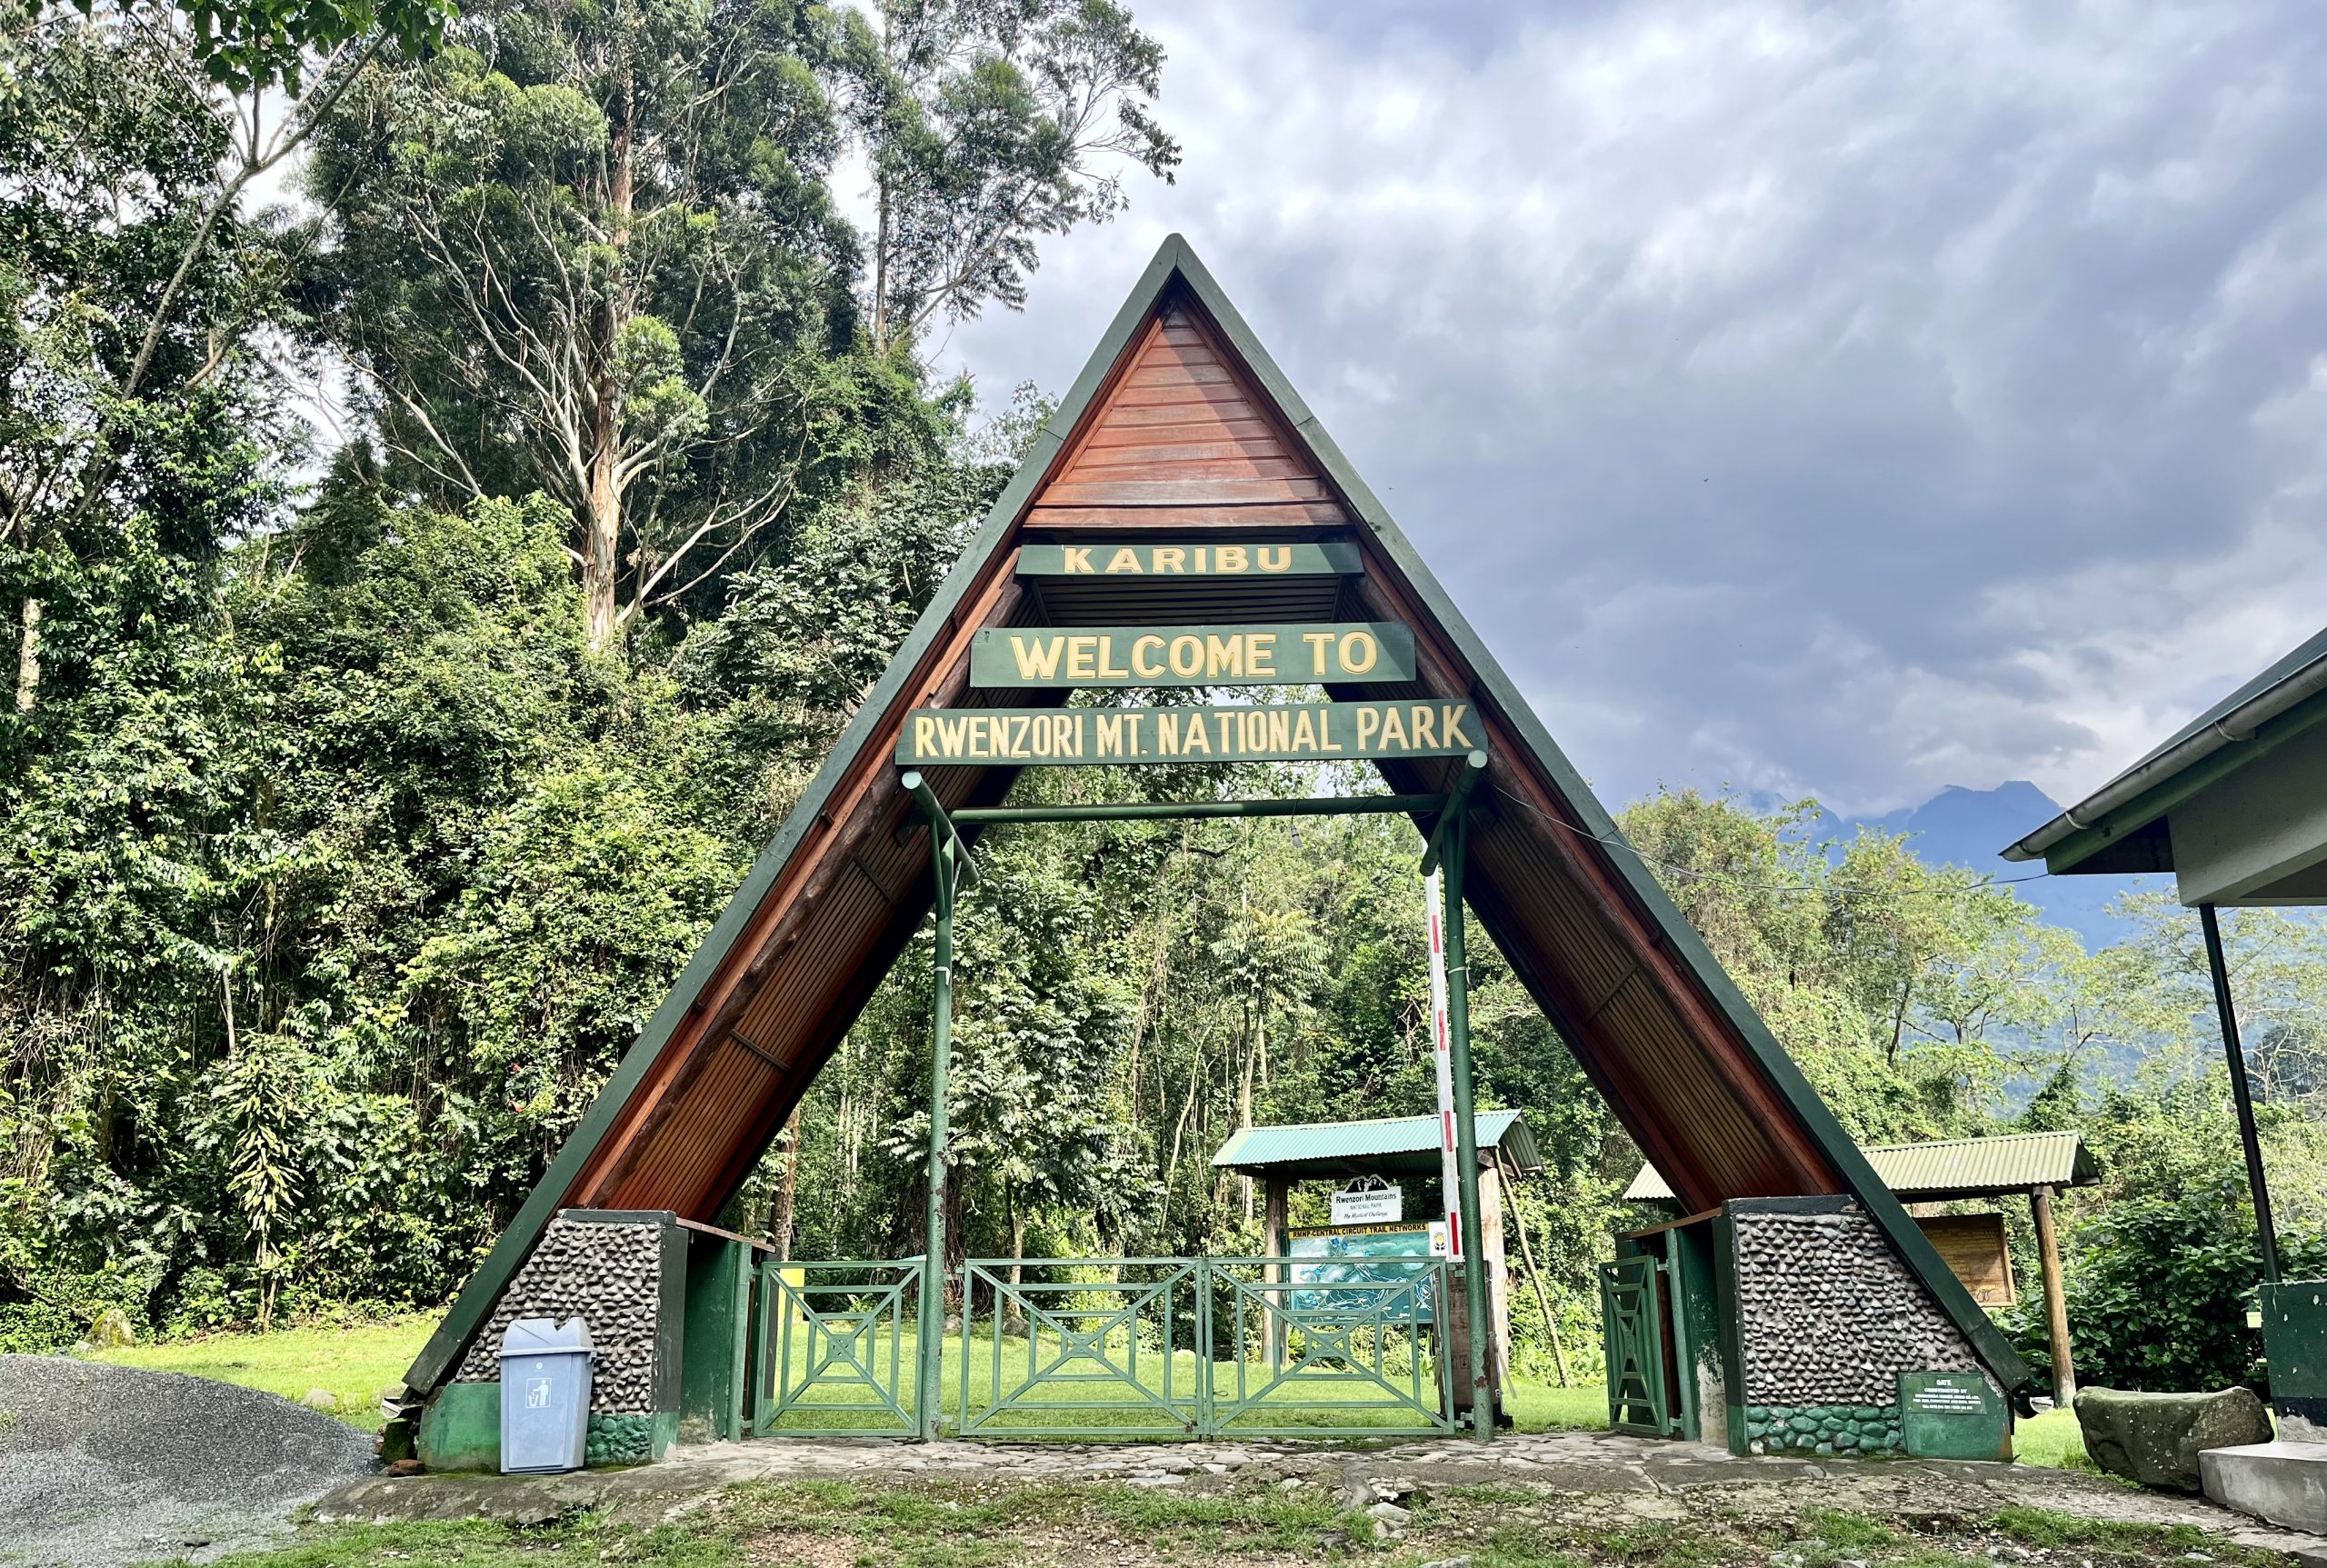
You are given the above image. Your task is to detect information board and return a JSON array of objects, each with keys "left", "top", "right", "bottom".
[
  {"left": 1286, "top": 1223, "right": 1437, "bottom": 1322},
  {"left": 1898, "top": 1370, "right": 2010, "bottom": 1460},
  {"left": 894, "top": 702, "right": 1483, "bottom": 766},
  {"left": 1330, "top": 1184, "right": 1403, "bottom": 1225}
]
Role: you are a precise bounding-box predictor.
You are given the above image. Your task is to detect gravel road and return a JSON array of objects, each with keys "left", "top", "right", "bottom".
[{"left": 0, "top": 1354, "right": 375, "bottom": 1567}]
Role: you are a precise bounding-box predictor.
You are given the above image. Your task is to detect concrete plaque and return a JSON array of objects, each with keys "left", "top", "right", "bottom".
[{"left": 1899, "top": 1371, "right": 2009, "bottom": 1461}]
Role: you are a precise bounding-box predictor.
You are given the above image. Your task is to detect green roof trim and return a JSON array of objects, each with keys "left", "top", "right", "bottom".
[
  {"left": 1213, "top": 1112, "right": 1540, "bottom": 1179},
  {"left": 1627, "top": 1130, "right": 2100, "bottom": 1203},
  {"left": 406, "top": 234, "right": 2032, "bottom": 1399}
]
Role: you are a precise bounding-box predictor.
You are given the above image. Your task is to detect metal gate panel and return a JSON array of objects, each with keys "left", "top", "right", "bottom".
[
  {"left": 752, "top": 1258, "right": 922, "bottom": 1437},
  {"left": 956, "top": 1258, "right": 1203, "bottom": 1438},
  {"left": 1205, "top": 1256, "right": 1455, "bottom": 1437},
  {"left": 1601, "top": 1255, "right": 1668, "bottom": 1436}
]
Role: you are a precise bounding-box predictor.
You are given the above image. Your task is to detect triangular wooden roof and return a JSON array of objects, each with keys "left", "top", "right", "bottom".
[{"left": 405, "top": 237, "right": 2027, "bottom": 1395}]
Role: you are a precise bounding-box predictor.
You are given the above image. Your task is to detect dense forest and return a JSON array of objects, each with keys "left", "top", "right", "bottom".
[{"left": 3, "top": 0, "right": 2322, "bottom": 1399}]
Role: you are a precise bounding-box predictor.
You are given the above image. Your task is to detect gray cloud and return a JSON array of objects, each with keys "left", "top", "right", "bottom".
[{"left": 936, "top": 0, "right": 2327, "bottom": 815}]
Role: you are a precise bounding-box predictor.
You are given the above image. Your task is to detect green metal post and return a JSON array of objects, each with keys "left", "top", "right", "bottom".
[
  {"left": 918, "top": 815, "right": 959, "bottom": 1437},
  {"left": 2202, "top": 903, "right": 2280, "bottom": 1283},
  {"left": 1443, "top": 806, "right": 1493, "bottom": 1439}
]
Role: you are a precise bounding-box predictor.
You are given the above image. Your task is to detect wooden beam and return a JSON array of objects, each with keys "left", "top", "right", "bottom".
[{"left": 2030, "top": 1183, "right": 2078, "bottom": 1406}]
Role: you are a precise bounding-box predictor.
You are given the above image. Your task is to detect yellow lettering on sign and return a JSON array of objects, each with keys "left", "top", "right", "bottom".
[
  {"left": 1183, "top": 714, "right": 1212, "bottom": 754},
  {"left": 1155, "top": 713, "right": 1181, "bottom": 755},
  {"left": 1411, "top": 705, "right": 1436, "bottom": 748},
  {"left": 1096, "top": 714, "right": 1126, "bottom": 757},
  {"left": 1010, "top": 635, "right": 1064, "bottom": 681},
  {"left": 1193, "top": 546, "right": 1208, "bottom": 574},
  {"left": 1380, "top": 706, "right": 1408, "bottom": 750},
  {"left": 1213, "top": 713, "right": 1237, "bottom": 752},
  {"left": 1062, "top": 546, "right": 1094, "bottom": 574},
  {"left": 1097, "top": 636, "right": 1128, "bottom": 679},
  {"left": 1106, "top": 547, "right": 1141, "bottom": 574},
  {"left": 914, "top": 716, "right": 935, "bottom": 756},
  {"left": 1007, "top": 715, "right": 1032, "bottom": 757},
  {"left": 1205, "top": 634, "right": 1243, "bottom": 678},
  {"left": 1248, "top": 633, "right": 1277, "bottom": 677},
  {"left": 1268, "top": 709, "right": 1292, "bottom": 754},
  {"left": 1132, "top": 634, "right": 1164, "bottom": 679},
  {"left": 1154, "top": 547, "right": 1186, "bottom": 573},
  {"left": 1065, "top": 634, "right": 1098, "bottom": 680},
  {"left": 1320, "top": 715, "right": 1343, "bottom": 753},
  {"left": 1215, "top": 544, "right": 1247, "bottom": 573},
  {"left": 1258, "top": 545, "right": 1292, "bottom": 572},
  {"left": 1443, "top": 704, "right": 1473, "bottom": 747},
  {"left": 1168, "top": 634, "right": 1203, "bottom": 678},
  {"left": 939, "top": 716, "right": 970, "bottom": 758},
  {"left": 1293, "top": 709, "right": 1320, "bottom": 753},
  {"left": 1124, "top": 712, "right": 1147, "bottom": 755},
  {"left": 1340, "top": 630, "right": 1379, "bottom": 675},
  {"left": 1303, "top": 631, "right": 1336, "bottom": 675},
  {"left": 1355, "top": 708, "right": 1381, "bottom": 750}
]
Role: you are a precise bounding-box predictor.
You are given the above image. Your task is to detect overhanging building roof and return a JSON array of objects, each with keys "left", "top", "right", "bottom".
[
  {"left": 2002, "top": 624, "right": 2327, "bottom": 881},
  {"left": 1627, "top": 1130, "right": 2099, "bottom": 1203},
  {"left": 1213, "top": 1112, "right": 1540, "bottom": 1180},
  {"left": 404, "top": 235, "right": 2030, "bottom": 1398}
]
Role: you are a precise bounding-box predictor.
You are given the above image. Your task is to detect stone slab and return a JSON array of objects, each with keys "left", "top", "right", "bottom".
[{"left": 2200, "top": 1440, "right": 2327, "bottom": 1535}]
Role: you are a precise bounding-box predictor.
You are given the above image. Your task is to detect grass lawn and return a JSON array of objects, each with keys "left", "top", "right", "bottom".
[
  {"left": 2013, "top": 1406, "right": 2096, "bottom": 1473},
  {"left": 137, "top": 1482, "right": 2297, "bottom": 1568},
  {"left": 89, "top": 1313, "right": 438, "bottom": 1433}
]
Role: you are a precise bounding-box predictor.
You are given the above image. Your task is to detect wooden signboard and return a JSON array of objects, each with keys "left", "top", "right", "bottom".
[
  {"left": 895, "top": 702, "right": 1483, "bottom": 766},
  {"left": 1914, "top": 1213, "right": 2015, "bottom": 1307},
  {"left": 1018, "top": 542, "right": 1362, "bottom": 578},
  {"left": 971, "top": 624, "right": 1414, "bottom": 688}
]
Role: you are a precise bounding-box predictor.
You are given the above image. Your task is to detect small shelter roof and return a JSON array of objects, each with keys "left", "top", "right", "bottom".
[
  {"left": 2002, "top": 624, "right": 2327, "bottom": 894},
  {"left": 1625, "top": 1130, "right": 2098, "bottom": 1204},
  {"left": 1213, "top": 1112, "right": 1540, "bottom": 1181}
]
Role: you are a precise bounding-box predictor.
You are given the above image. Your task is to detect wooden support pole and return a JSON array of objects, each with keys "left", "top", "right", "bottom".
[
  {"left": 1443, "top": 808, "right": 1494, "bottom": 1439},
  {"left": 1264, "top": 1176, "right": 1290, "bottom": 1366},
  {"left": 2030, "top": 1183, "right": 2076, "bottom": 1408},
  {"left": 1496, "top": 1149, "right": 1572, "bottom": 1388}
]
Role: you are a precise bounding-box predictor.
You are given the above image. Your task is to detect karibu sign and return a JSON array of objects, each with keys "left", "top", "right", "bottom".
[
  {"left": 1018, "top": 542, "right": 1361, "bottom": 577},
  {"left": 894, "top": 702, "right": 1483, "bottom": 766},
  {"left": 971, "top": 624, "right": 1413, "bottom": 687}
]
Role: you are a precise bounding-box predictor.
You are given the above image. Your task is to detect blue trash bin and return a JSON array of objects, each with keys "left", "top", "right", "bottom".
[{"left": 498, "top": 1317, "right": 594, "bottom": 1473}]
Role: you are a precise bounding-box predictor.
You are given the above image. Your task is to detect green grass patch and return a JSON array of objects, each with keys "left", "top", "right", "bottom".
[
  {"left": 2010, "top": 1405, "right": 2096, "bottom": 1473},
  {"left": 89, "top": 1313, "right": 436, "bottom": 1432}
]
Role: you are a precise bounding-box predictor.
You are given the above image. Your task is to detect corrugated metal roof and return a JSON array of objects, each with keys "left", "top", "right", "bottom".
[
  {"left": 1213, "top": 1111, "right": 1539, "bottom": 1177},
  {"left": 1625, "top": 1130, "right": 2098, "bottom": 1202}
]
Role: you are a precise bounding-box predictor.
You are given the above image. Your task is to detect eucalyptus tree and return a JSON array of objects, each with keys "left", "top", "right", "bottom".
[
  {"left": 835, "top": 0, "right": 1181, "bottom": 352},
  {"left": 309, "top": 0, "right": 864, "bottom": 650}
]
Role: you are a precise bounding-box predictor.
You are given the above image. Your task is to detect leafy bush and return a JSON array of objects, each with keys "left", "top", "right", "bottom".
[{"left": 2003, "top": 1180, "right": 2327, "bottom": 1395}]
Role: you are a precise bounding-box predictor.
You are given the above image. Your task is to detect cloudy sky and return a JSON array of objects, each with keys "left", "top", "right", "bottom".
[{"left": 929, "top": 0, "right": 2327, "bottom": 818}]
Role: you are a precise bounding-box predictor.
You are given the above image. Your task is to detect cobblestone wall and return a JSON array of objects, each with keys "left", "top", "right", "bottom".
[
  {"left": 453, "top": 1214, "right": 664, "bottom": 1415},
  {"left": 1732, "top": 1202, "right": 1984, "bottom": 1453}
]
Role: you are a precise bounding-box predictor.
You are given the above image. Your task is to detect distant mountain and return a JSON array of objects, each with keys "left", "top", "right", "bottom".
[{"left": 1820, "top": 782, "right": 2167, "bottom": 950}]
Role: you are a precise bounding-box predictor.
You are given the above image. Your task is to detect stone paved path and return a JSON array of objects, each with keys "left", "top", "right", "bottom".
[{"left": 317, "top": 1428, "right": 2326, "bottom": 1558}]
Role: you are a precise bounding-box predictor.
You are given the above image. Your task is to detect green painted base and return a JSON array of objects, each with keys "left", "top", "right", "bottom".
[
  {"left": 416, "top": 1383, "right": 677, "bottom": 1472},
  {"left": 418, "top": 1383, "right": 502, "bottom": 1472},
  {"left": 1744, "top": 1402, "right": 1904, "bottom": 1456}
]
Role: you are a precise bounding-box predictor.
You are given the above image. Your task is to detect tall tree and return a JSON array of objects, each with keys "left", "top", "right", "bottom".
[
  {"left": 311, "top": 0, "right": 874, "bottom": 648},
  {"left": 837, "top": 0, "right": 1180, "bottom": 353}
]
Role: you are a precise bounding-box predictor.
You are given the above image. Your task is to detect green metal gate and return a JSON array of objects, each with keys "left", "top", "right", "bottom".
[
  {"left": 752, "top": 1258, "right": 924, "bottom": 1436},
  {"left": 950, "top": 1255, "right": 1454, "bottom": 1439},
  {"left": 1600, "top": 1254, "right": 1669, "bottom": 1436}
]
